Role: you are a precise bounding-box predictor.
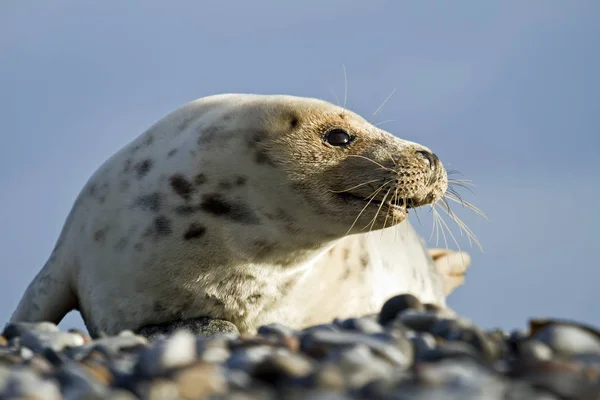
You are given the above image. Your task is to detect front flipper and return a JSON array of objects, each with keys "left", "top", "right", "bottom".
[
  {"left": 428, "top": 248, "right": 471, "bottom": 296},
  {"left": 137, "top": 317, "right": 239, "bottom": 341}
]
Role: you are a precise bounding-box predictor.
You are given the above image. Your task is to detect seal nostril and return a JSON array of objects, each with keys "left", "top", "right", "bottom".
[{"left": 416, "top": 150, "right": 439, "bottom": 170}]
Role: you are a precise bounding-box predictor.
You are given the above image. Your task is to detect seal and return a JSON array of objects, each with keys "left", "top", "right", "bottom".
[{"left": 9, "top": 93, "right": 471, "bottom": 337}]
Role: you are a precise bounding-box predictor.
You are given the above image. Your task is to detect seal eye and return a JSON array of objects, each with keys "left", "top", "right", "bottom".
[{"left": 325, "top": 129, "right": 352, "bottom": 146}]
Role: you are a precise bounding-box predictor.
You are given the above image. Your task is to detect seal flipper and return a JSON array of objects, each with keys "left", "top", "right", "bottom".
[
  {"left": 9, "top": 259, "right": 77, "bottom": 325},
  {"left": 137, "top": 317, "right": 240, "bottom": 341},
  {"left": 428, "top": 248, "right": 471, "bottom": 296}
]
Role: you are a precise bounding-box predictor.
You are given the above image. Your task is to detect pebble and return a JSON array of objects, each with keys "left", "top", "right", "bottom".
[
  {"left": 0, "top": 293, "right": 598, "bottom": 399},
  {"left": 533, "top": 322, "right": 600, "bottom": 357},
  {"left": 378, "top": 293, "right": 425, "bottom": 325},
  {"left": 20, "top": 330, "right": 86, "bottom": 353}
]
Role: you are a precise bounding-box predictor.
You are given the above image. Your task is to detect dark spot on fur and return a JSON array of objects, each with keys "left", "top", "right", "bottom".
[
  {"left": 135, "top": 159, "right": 153, "bottom": 179},
  {"left": 123, "top": 160, "right": 131, "bottom": 173},
  {"left": 200, "top": 194, "right": 230, "bottom": 215},
  {"left": 94, "top": 228, "right": 108, "bottom": 243},
  {"left": 360, "top": 253, "right": 369, "bottom": 269},
  {"left": 175, "top": 204, "right": 197, "bottom": 215},
  {"left": 255, "top": 151, "right": 275, "bottom": 166},
  {"left": 154, "top": 216, "right": 172, "bottom": 236},
  {"left": 342, "top": 265, "right": 351, "bottom": 280},
  {"left": 89, "top": 184, "right": 97, "bottom": 197},
  {"left": 178, "top": 117, "right": 194, "bottom": 132},
  {"left": 134, "top": 243, "right": 144, "bottom": 252},
  {"left": 144, "top": 215, "right": 172, "bottom": 238},
  {"left": 197, "top": 126, "right": 221, "bottom": 146},
  {"left": 183, "top": 223, "right": 206, "bottom": 240},
  {"left": 114, "top": 237, "right": 128, "bottom": 252},
  {"left": 200, "top": 194, "right": 260, "bottom": 224},
  {"left": 194, "top": 173, "right": 207, "bottom": 185},
  {"left": 247, "top": 293, "right": 262, "bottom": 304},
  {"left": 145, "top": 135, "right": 154, "bottom": 146},
  {"left": 290, "top": 117, "right": 299, "bottom": 128},
  {"left": 279, "top": 278, "right": 296, "bottom": 296},
  {"left": 343, "top": 248, "right": 350, "bottom": 261},
  {"left": 218, "top": 180, "right": 233, "bottom": 190},
  {"left": 169, "top": 174, "right": 194, "bottom": 200},
  {"left": 235, "top": 176, "right": 247, "bottom": 186},
  {"left": 153, "top": 302, "right": 167, "bottom": 313},
  {"left": 167, "top": 149, "right": 178, "bottom": 157},
  {"left": 134, "top": 192, "right": 163, "bottom": 212},
  {"left": 247, "top": 131, "right": 266, "bottom": 149}
]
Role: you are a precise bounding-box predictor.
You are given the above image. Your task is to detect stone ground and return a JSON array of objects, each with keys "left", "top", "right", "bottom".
[{"left": 1, "top": 293, "right": 599, "bottom": 399}]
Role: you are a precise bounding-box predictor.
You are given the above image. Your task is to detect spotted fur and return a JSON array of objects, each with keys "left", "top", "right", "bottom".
[{"left": 9, "top": 93, "right": 469, "bottom": 337}]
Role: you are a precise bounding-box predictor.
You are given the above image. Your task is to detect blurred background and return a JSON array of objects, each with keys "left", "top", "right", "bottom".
[{"left": 1, "top": 1, "right": 598, "bottom": 333}]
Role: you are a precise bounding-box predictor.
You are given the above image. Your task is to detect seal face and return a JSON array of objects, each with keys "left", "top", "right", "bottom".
[{"left": 9, "top": 94, "right": 458, "bottom": 337}]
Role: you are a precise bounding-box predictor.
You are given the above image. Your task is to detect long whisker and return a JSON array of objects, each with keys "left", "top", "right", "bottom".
[
  {"left": 346, "top": 155, "right": 396, "bottom": 173},
  {"left": 432, "top": 207, "right": 449, "bottom": 249},
  {"left": 446, "top": 169, "right": 464, "bottom": 176},
  {"left": 372, "top": 88, "right": 397, "bottom": 117},
  {"left": 329, "top": 179, "right": 380, "bottom": 194},
  {"left": 437, "top": 199, "right": 483, "bottom": 251},
  {"left": 374, "top": 119, "right": 396, "bottom": 127},
  {"left": 382, "top": 147, "right": 397, "bottom": 168},
  {"left": 343, "top": 64, "right": 348, "bottom": 109},
  {"left": 344, "top": 181, "right": 391, "bottom": 236},
  {"left": 330, "top": 88, "right": 340, "bottom": 106},
  {"left": 444, "top": 193, "right": 488, "bottom": 220},
  {"left": 367, "top": 187, "right": 392, "bottom": 232}
]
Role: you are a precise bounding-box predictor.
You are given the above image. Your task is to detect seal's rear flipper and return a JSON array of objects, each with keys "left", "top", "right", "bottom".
[
  {"left": 428, "top": 248, "right": 471, "bottom": 296},
  {"left": 137, "top": 317, "right": 240, "bottom": 341},
  {"left": 9, "top": 260, "right": 77, "bottom": 325}
]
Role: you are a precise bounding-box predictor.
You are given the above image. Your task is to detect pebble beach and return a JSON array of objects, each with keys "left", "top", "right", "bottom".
[{"left": 1, "top": 294, "right": 599, "bottom": 399}]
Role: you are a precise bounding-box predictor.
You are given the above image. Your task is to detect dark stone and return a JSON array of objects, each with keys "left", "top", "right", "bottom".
[{"left": 378, "top": 294, "right": 425, "bottom": 326}]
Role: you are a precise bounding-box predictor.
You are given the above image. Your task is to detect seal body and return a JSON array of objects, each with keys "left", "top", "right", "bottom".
[{"left": 10, "top": 94, "right": 467, "bottom": 337}]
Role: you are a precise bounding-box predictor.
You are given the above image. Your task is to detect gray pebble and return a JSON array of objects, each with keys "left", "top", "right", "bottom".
[
  {"left": 519, "top": 339, "right": 554, "bottom": 361},
  {"left": 20, "top": 331, "right": 85, "bottom": 353},
  {"left": 257, "top": 323, "right": 296, "bottom": 338},
  {"left": 227, "top": 345, "right": 277, "bottom": 370},
  {"left": 335, "top": 317, "right": 383, "bottom": 334},
  {"left": 2, "top": 367, "right": 62, "bottom": 400},
  {"left": 135, "top": 329, "right": 196, "bottom": 377},
  {"left": 533, "top": 323, "right": 600, "bottom": 357},
  {"left": 2, "top": 321, "right": 59, "bottom": 340},
  {"left": 301, "top": 330, "right": 412, "bottom": 367}
]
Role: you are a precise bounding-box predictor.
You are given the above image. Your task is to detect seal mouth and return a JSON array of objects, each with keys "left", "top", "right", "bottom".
[{"left": 340, "top": 193, "right": 418, "bottom": 210}]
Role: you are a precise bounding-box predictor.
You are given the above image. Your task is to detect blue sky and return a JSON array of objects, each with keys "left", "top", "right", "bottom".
[{"left": 1, "top": 1, "right": 599, "bottom": 332}]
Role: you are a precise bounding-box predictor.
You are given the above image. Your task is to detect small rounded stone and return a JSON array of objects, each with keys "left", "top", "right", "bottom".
[
  {"left": 174, "top": 361, "right": 227, "bottom": 399},
  {"left": 519, "top": 339, "right": 554, "bottom": 361},
  {"left": 135, "top": 330, "right": 197, "bottom": 377},
  {"left": 252, "top": 352, "right": 314, "bottom": 383},
  {"left": 533, "top": 323, "right": 600, "bottom": 357},
  {"left": 2, "top": 322, "right": 60, "bottom": 341},
  {"left": 312, "top": 364, "right": 346, "bottom": 391},
  {"left": 378, "top": 294, "right": 425, "bottom": 325}
]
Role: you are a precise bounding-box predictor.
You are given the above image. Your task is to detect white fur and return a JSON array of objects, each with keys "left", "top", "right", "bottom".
[{"left": 10, "top": 94, "right": 465, "bottom": 336}]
